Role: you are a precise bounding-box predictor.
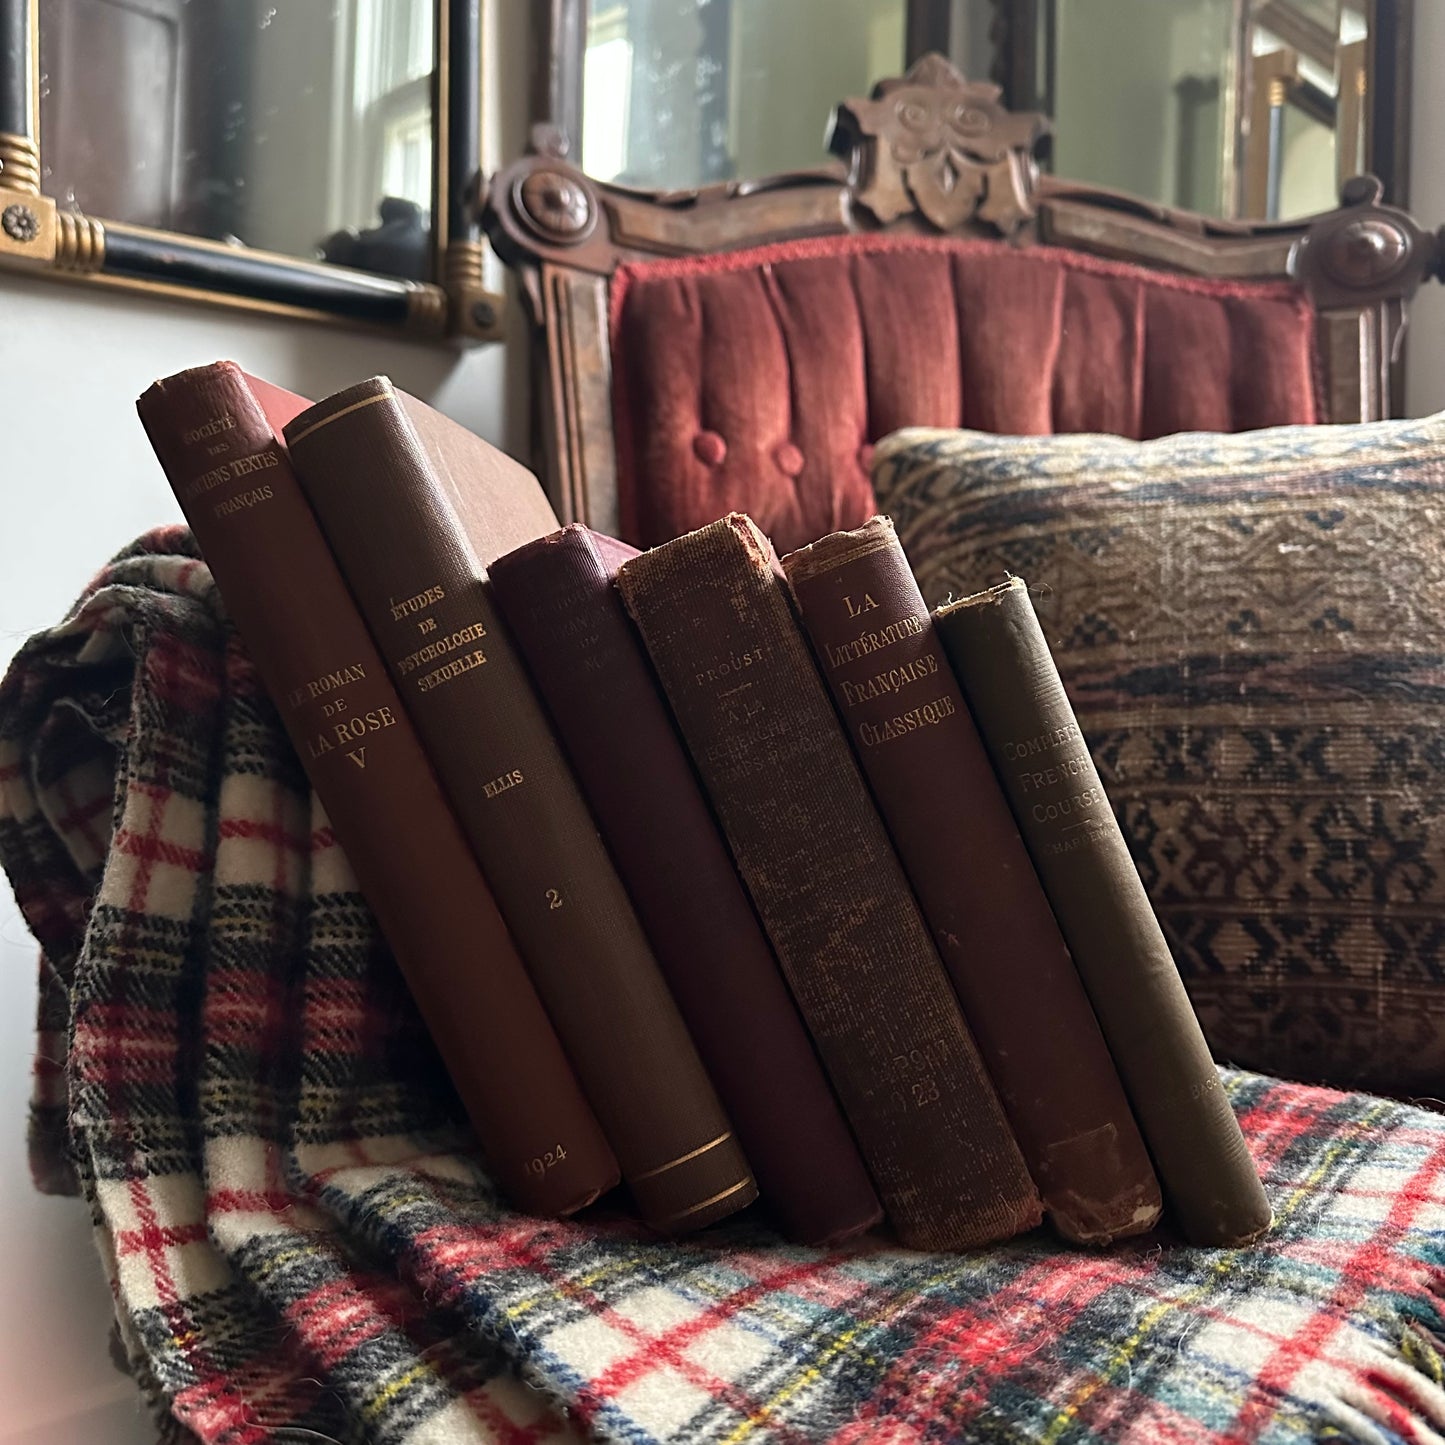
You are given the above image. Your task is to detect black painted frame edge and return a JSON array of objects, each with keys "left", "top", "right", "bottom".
[{"left": 0, "top": 0, "right": 483, "bottom": 337}]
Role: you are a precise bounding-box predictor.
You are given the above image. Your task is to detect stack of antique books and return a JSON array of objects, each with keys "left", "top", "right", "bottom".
[{"left": 136, "top": 362, "right": 1270, "bottom": 1254}]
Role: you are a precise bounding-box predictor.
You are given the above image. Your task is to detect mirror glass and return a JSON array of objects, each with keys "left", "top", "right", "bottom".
[
  {"left": 38, "top": 0, "right": 435, "bottom": 280},
  {"left": 579, "top": 0, "right": 907, "bottom": 190},
  {"left": 1039, "top": 0, "right": 1372, "bottom": 221}
]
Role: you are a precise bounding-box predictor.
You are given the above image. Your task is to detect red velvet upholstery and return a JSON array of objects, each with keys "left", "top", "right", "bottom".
[{"left": 609, "top": 234, "right": 1321, "bottom": 553}]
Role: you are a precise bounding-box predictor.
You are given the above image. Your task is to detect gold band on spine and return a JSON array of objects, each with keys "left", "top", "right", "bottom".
[
  {"left": 0, "top": 132, "right": 40, "bottom": 195},
  {"left": 631, "top": 1131, "right": 734, "bottom": 1184},
  {"left": 286, "top": 389, "right": 391, "bottom": 446},
  {"left": 55, "top": 210, "right": 105, "bottom": 271},
  {"left": 651, "top": 1178, "right": 755, "bottom": 1229}
]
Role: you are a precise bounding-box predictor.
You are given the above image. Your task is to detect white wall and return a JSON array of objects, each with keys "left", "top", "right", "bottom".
[
  {"left": 0, "top": 276, "right": 517, "bottom": 1445},
  {"left": 0, "top": 279, "right": 514, "bottom": 653}
]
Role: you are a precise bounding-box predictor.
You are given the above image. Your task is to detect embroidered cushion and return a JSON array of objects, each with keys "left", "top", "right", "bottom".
[{"left": 873, "top": 416, "right": 1445, "bottom": 1095}]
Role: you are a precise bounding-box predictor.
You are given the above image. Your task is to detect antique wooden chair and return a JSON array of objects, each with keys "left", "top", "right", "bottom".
[{"left": 479, "top": 55, "right": 1442, "bottom": 554}]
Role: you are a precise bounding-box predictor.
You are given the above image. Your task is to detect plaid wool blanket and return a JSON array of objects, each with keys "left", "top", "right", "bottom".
[{"left": 5, "top": 529, "right": 1445, "bottom": 1445}]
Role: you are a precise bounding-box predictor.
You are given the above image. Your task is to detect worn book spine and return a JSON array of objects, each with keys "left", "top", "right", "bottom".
[
  {"left": 616, "top": 514, "right": 1042, "bottom": 1251},
  {"left": 489, "top": 524, "right": 884, "bottom": 1245},
  {"left": 283, "top": 385, "right": 755, "bottom": 1234},
  {"left": 934, "top": 577, "right": 1271, "bottom": 1247},
  {"left": 135, "top": 362, "right": 618, "bottom": 1217},
  {"left": 782, "top": 518, "right": 1161, "bottom": 1244}
]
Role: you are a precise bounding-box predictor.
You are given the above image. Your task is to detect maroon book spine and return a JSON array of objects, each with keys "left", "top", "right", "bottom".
[
  {"left": 617, "top": 514, "right": 1042, "bottom": 1251},
  {"left": 283, "top": 380, "right": 754, "bottom": 1235},
  {"left": 782, "top": 517, "right": 1161, "bottom": 1243},
  {"left": 136, "top": 362, "right": 619, "bottom": 1217},
  {"left": 489, "top": 524, "right": 883, "bottom": 1245}
]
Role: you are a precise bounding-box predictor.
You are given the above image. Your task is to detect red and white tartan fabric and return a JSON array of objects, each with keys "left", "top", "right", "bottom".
[{"left": 5, "top": 527, "right": 1445, "bottom": 1445}]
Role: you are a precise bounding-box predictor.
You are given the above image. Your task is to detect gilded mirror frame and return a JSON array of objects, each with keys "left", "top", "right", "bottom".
[{"left": 0, "top": 0, "right": 503, "bottom": 340}]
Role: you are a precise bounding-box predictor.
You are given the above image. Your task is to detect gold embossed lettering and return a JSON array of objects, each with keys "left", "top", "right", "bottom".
[
  {"left": 483, "top": 769, "right": 524, "bottom": 799},
  {"left": 389, "top": 585, "right": 447, "bottom": 622},
  {"left": 825, "top": 614, "right": 923, "bottom": 668},
  {"left": 399, "top": 623, "right": 488, "bottom": 677},
  {"left": 857, "top": 694, "right": 956, "bottom": 747},
  {"left": 182, "top": 413, "right": 236, "bottom": 446}
]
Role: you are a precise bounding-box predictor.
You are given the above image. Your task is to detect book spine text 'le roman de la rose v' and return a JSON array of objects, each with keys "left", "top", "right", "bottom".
[{"left": 136, "top": 362, "right": 619, "bottom": 1217}]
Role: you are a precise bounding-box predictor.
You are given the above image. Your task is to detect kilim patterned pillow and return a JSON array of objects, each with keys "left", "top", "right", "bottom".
[{"left": 872, "top": 416, "right": 1445, "bottom": 1097}]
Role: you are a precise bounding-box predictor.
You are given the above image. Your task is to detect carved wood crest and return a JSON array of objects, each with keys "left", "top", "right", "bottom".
[{"left": 829, "top": 54, "right": 1048, "bottom": 236}]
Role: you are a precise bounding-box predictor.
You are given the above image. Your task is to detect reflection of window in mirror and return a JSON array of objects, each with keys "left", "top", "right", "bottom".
[
  {"left": 583, "top": 6, "right": 635, "bottom": 182},
  {"left": 1025, "top": 0, "right": 1388, "bottom": 224},
  {"left": 37, "top": 0, "right": 434, "bottom": 280},
  {"left": 339, "top": 0, "right": 433, "bottom": 230},
  {"left": 1243, "top": 2, "right": 1369, "bottom": 219},
  {"left": 578, "top": 0, "right": 907, "bottom": 191},
  {"left": 1046, "top": 0, "right": 1238, "bottom": 215}
]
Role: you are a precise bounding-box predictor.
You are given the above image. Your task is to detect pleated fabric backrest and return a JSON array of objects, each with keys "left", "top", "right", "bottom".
[{"left": 609, "top": 233, "right": 1320, "bottom": 553}]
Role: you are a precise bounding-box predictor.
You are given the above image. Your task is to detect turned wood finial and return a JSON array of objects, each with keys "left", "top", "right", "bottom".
[
  {"left": 1291, "top": 174, "right": 1442, "bottom": 309},
  {"left": 828, "top": 53, "right": 1048, "bottom": 236}
]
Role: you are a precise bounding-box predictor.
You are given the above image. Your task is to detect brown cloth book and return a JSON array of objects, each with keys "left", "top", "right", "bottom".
[
  {"left": 616, "top": 514, "right": 1042, "bottom": 1251},
  {"left": 135, "top": 362, "right": 618, "bottom": 1217},
  {"left": 489, "top": 524, "right": 883, "bottom": 1245},
  {"left": 935, "top": 578, "right": 1272, "bottom": 1248},
  {"left": 283, "top": 379, "right": 755, "bottom": 1234},
  {"left": 782, "top": 517, "right": 1162, "bottom": 1244}
]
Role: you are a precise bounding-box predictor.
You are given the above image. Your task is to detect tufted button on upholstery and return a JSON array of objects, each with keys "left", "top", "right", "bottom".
[
  {"left": 693, "top": 430, "right": 727, "bottom": 466},
  {"left": 774, "top": 442, "right": 805, "bottom": 478},
  {"left": 857, "top": 442, "right": 876, "bottom": 473}
]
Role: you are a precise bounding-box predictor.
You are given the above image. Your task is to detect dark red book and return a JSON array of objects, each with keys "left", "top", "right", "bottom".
[
  {"left": 136, "top": 363, "right": 618, "bottom": 1217},
  {"left": 283, "top": 380, "right": 754, "bottom": 1234},
  {"left": 782, "top": 516, "right": 1161, "bottom": 1244},
  {"left": 489, "top": 524, "right": 883, "bottom": 1245},
  {"left": 617, "top": 514, "right": 1042, "bottom": 1251}
]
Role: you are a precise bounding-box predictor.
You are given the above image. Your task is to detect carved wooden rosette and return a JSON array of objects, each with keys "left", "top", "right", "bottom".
[
  {"left": 829, "top": 56, "right": 1047, "bottom": 237},
  {"left": 486, "top": 125, "right": 850, "bottom": 295}
]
